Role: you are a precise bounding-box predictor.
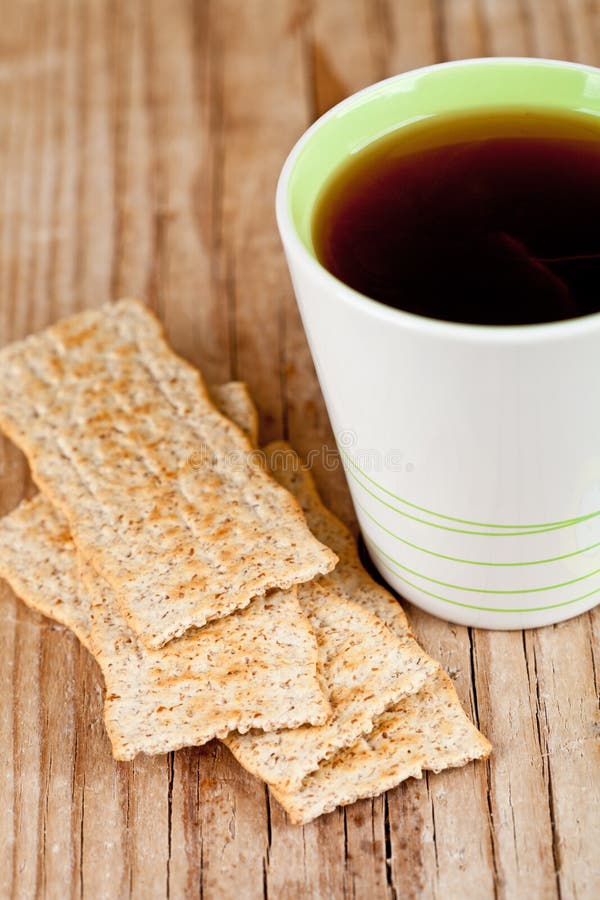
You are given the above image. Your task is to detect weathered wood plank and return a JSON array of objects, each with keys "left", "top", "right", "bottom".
[
  {"left": 400, "top": 609, "right": 496, "bottom": 900},
  {"left": 77, "top": 658, "right": 130, "bottom": 900},
  {"left": 563, "top": 0, "right": 600, "bottom": 64},
  {"left": 532, "top": 615, "right": 600, "bottom": 898},
  {"left": 480, "top": 0, "right": 531, "bottom": 54},
  {"left": 147, "top": 0, "right": 231, "bottom": 382},
  {"left": 472, "top": 630, "right": 558, "bottom": 898},
  {"left": 0, "top": 5, "right": 57, "bottom": 899},
  {"left": 438, "top": 0, "right": 487, "bottom": 58},
  {"left": 197, "top": 742, "right": 267, "bottom": 900},
  {"left": 217, "top": 0, "right": 307, "bottom": 442}
]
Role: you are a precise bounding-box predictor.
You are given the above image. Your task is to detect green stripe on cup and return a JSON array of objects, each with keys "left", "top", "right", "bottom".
[
  {"left": 355, "top": 499, "right": 600, "bottom": 567},
  {"left": 368, "top": 537, "right": 600, "bottom": 595},
  {"left": 346, "top": 462, "right": 572, "bottom": 537},
  {"left": 342, "top": 447, "right": 600, "bottom": 532},
  {"left": 369, "top": 545, "right": 600, "bottom": 614}
]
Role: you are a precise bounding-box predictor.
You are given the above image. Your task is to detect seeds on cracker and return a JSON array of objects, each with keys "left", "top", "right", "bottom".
[
  {"left": 225, "top": 586, "right": 437, "bottom": 790},
  {"left": 224, "top": 443, "right": 439, "bottom": 790},
  {"left": 264, "top": 441, "right": 412, "bottom": 637},
  {"left": 0, "top": 494, "right": 93, "bottom": 649},
  {"left": 0, "top": 382, "right": 260, "bottom": 653},
  {"left": 0, "top": 352, "right": 491, "bottom": 819}
]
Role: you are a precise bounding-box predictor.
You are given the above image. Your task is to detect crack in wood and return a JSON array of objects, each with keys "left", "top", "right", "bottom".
[
  {"left": 79, "top": 765, "right": 85, "bottom": 900},
  {"left": 530, "top": 637, "right": 563, "bottom": 900},
  {"left": 431, "top": 0, "right": 447, "bottom": 62},
  {"left": 166, "top": 752, "right": 174, "bottom": 900},
  {"left": 476, "top": 0, "right": 492, "bottom": 55},
  {"left": 468, "top": 628, "right": 500, "bottom": 898},
  {"left": 518, "top": 0, "right": 535, "bottom": 54},
  {"left": 207, "top": 9, "right": 235, "bottom": 383},
  {"left": 108, "top": 0, "right": 129, "bottom": 303},
  {"left": 298, "top": 0, "right": 318, "bottom": 125},
  {"left": 426, "top": 773, "right": 439, "bottom": 875},
  {"left": 140, "top": 0, "right": 161, "bottom": 317},
  {"left": 383, "top": 792, "right": 398, "bottom": 900},
  {"left": 588, "top": 611, "right": 600, "bottom": 711}
]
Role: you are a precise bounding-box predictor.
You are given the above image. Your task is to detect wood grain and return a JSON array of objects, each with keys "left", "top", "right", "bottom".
[{"left": 0, "top": 1, "right": 599, "bottom": 898}]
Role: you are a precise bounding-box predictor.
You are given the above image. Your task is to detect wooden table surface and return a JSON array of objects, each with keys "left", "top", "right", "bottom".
[{"left": 1, "top": 1, "right": 599, "bottom": 898}]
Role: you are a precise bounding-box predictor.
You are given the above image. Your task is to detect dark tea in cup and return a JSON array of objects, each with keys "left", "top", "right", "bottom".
[{"left": 312, "top": 110, "right": 600, "bottom": 325}]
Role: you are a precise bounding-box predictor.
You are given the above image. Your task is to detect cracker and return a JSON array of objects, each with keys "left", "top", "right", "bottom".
[
  {"left": 224, "top": 444, "right": 438, "bottom": 791},
  {"left": 263, "top": 442, "right": 410, "bottom": 638},
  {"left": 0, "top": 494, "right": 92, "bottom": 649},
  {"left": 0, "top": 381, "right": 258, "bottom": 652},
  {"left": 0, "top": 386, "right": 331, "bottom": 759},
  {"left": 224, "top": 586, "right": 437, "bottom": 790},
  {"left": 249, "top": 445, "right": 490, "bottom": 822},
  {"left": 85, "top": 566, "right": 329, "bottom": 760},
  {"left": 270, "top": 668, "right": 492, "bottom": 824},
  {"left": 210, "top": 382, "right": 259, "bottom": 446},
  {"left": 0, "top": 300, "right": 336, "bottom": 647},
  {"left": 0, "top": 495, "right": 330, "bottom": 762}
]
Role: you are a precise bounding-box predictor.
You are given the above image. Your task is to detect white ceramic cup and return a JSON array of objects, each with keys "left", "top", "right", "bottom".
[{"left": 276, "top": 57, "right": 600, "bottom": 629}]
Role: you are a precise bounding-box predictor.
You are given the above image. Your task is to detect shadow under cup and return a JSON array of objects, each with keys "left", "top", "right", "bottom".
[{"left": 276, "top": 58, "right": 600, "bottom": 630}]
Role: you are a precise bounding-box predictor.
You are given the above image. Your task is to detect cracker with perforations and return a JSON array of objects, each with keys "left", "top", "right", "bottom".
[
  {"left": 0, "top": 386, "right": 332, "bottom": 759},
  {"left": 263, "top": 442, "right": 411, "bottom": 637},
  {"left": 243, "top": 444, "right": 490, "bottom": 822},
  {"left": 0, "top": 493, "right": 92, "bottom": 649},
  {"left": 0, "top": 492, "right": 330, "bottom": 762},
  {"left": 270, "top": 667, "right": 492, "bottom": 824},
  {"left": 85, "top": 564, "right": 329, "bottom": 760},
  {"left": 0, "top": 382, "right": 258, "bottom": 652},
  {"left": 224, "top": 585, "right": 437, "bottom": 790},
  {"left": 223, "top": 443, "right": 439, "bottom": 790},
  {"left": 0, "top": 300, "right": 336, "bottom": 648}
]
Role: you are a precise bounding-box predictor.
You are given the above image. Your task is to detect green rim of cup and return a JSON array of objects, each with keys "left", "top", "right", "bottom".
[{"left": 287, "top": 58, "right": 600, "bottom": 256}]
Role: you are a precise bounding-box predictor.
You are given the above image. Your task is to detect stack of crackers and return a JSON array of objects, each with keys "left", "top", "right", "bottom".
[{"left": 0, "top": 300, "right": 490, "bottom": 825}]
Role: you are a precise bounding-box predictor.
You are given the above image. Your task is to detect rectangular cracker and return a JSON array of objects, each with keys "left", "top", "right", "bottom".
[
  {"left": 0, "top": 493, "right": 93, "bottom": 649},
  {"left": 0, "top": 300, "right": 337, "bottom": 648},
  {"left": 0, "top": 386, "right": 331, "bottom": 759},
  {"left": 0, "top": 495, "right": 330, "bottom": 760},
  {"left": 270, "top": 668, "right": 492, "bottom": 824},
  {"left": 85, "top": 565, "right": 329, "bottom": 760},
  {"left": 0, "top": 382, "right": 258, "bottom": 653},
  {"left": 223, "top": 444, "right": 439, "bottom": 790},
  {"left": 249, "top": 444, "right": 491, "bottom": 823}
]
